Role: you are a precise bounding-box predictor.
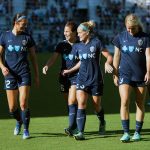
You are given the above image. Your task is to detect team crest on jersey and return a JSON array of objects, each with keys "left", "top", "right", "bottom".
[
  {"left": 138, "top": 39, "right": 143, "bottom": 46},
  {"left": 22, "top": 40, "right": 27, "bottom": 46},
  {"left": 90, "top": 46, "right": 95, "bottom": 53}
]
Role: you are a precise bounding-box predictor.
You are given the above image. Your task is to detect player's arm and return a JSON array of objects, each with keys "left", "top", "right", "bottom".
[
  {"left": 29, "top": 46, "right": 40, "bottom": 87},
  {"left": 113, "top": 46, "right": 121, "bottom": 86},
  {"left": 0, "top": 45, "right": 9, "bottom": 76},
  {"left": 42, "top": 52, "right": 59, "bottom": 75},
  {"left": 145, "top": 47, "right": 150, "bottom": 84},
  {"left": 101, "top": 48, "right": 113, "bottom": 73},
  {"left": 62, "top": 61, "right": 81, "bottom": 76}
]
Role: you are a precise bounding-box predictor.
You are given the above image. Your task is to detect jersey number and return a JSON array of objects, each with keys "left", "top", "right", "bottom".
[{"left": 5, "top": 80, "right": 10, "bottom": 88}]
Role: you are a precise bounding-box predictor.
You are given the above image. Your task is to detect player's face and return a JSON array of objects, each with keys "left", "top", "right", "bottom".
[
  {"left": 64, "top": 26, "right": 75, "bottom": 41},
  {"left": 77, "top": 27, "right": 89, "bottom": 42},
  {"left": 15, "top": 19, "right": 28, "bottom": 32},
  {"left": 126, "top": 24, "right": 139, "bottom": 36}
]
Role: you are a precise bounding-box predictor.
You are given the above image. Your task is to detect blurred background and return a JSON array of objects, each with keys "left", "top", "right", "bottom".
[
  {"left": 0, "top": 0, "right": 150, "bottom": 52},
  {"left": 0, "top": 0, "right": 150, "bottom": 118}
]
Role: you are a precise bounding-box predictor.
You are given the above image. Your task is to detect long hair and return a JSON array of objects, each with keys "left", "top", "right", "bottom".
[{"left": 125, "top": 14, "right": 143, "bottom": 32}]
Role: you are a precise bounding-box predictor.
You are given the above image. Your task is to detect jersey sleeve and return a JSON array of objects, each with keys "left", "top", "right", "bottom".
[
  {"left": 73, "top": 44, "right": 79, "bottom": 58},
  {"left": 145, "top": 35, "right": 150, "bottom": 48},
  {"left": 98, "top": 39, "right": 105, "bottom": 51},
  {"left": 0, "top": 33, "right": 5, "bottom": 47},
  {"left": 27, "top": 35, "right": 36, "bottom": 48},
  {"left": 55, "top": 42, "right": 62, "bottom": 54},
  {"left": 112, "top": 34, "right": 121, "bottom": 49}
]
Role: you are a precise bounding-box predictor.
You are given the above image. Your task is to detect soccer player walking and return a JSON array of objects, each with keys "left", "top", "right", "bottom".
[
  {"left": 63, "top": 20, "right": 113, "bottom": 140},
  {"left": 43, "top": 21, "right": 79, "bottom": 136},
  {"left": 113, "top": 14, "right": 150, "bottom": 142},
  {"left": 0, "top": 13, "right": 39, "bottom": 139}
]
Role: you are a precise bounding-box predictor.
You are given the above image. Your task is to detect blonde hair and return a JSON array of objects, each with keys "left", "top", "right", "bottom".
[
  {"left": 78, "top": 20, "right": 95, "bottom": 33},
  {"left": 125, "top": 14, "right": 143, "bottom": 31}
]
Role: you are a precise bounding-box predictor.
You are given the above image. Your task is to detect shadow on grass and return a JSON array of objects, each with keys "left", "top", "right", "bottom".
[
  {"left": 84, "top": 129, "right": 150, "bottom": 141},
  {"left": 30, "top": 132, "right": 66, "bottom": 139},
  {"left": 28, "top": 129, "right": 150, "bottom": 141}
]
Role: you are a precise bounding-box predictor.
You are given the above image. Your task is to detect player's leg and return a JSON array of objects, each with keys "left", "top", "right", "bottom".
[
  {"left": 119, "top": 84, "right": 132, "bottom": 142},
  {"left": 5, "top": 77, "right": 22, "bottom": 136},
  {"left": 73, "top": 90, "right": 88, "bottom": 140},
  {"left": 91, "top": 85, "right": 105, "bottom": 134},
  {"left": 6, "top": 89, "right": 22, "bottom": 135},
  {"left": 92, "top": 95, "right": 106, "bottom": 135},
  {"left": 132, "top": 86, "right": 146, "bottom": 141},
  {"left": 19, "top": 85, "right": 30, "bottom": 139},
  {"left": 64, "top": 85, "right": 78, "bottom": 136}
]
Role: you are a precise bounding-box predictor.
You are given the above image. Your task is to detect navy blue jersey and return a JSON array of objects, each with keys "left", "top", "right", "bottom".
[
  {"left": 0, "top": 31, "right": 35, "bottom": 75},
  {"left": 55, "top": 40, "right": 79, "bottom": 78},
  {"left": 75, "top": 37, "right": 104, "bottom": 86},
  {"left": 112, "top": 30, "right": 150, "bottom": 81}
]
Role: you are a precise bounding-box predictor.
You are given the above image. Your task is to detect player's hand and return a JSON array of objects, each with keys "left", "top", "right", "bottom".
[
  {"left": 113, "top": 75, "right": 119, "bottom": 86},
  {"left": 105, "top": 62, "right": 113, "bottom": 73},
  {"left": 42, "top": 65, "right": 48, "bottom": 75},
  {"left": 1, "top": 66, "right": 9, "bottom": 76},
  {"left": 61, "top": 70, "right": 70, "bottom": 76},
  {"left": 144, "top": 72, "right": 150, "bottom": 85}
]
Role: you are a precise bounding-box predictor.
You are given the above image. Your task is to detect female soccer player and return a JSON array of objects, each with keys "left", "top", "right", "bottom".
[
  {"left": 63, "top": 20, "right": 113, "bottom": 140},
  {"left": 42, "top": 21, "right": 79, "bottom": 136},
  {"left": 113, "top": 14, "right": 150, "bottom": 142},
  {"left": 0, "top": 13, "right": 39, "bottom": 139}
]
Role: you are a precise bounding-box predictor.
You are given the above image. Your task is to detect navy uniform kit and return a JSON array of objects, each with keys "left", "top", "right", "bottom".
[
  {"left": 112, "top": 30, "right": 150, "bottom": 87},
  {"left": 75, "top": 38, "right": 104, "bottom": 96},
  {"left": 55, "top": 40, "right": 79, "bottom": 92},
  {"left": 0, "top": 31, "right": 35, "bottom": 89}
]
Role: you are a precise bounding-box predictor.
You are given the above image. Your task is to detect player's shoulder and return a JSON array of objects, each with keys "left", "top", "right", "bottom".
[
  {"left": 21, "top": 31, "right": 32, "bottom": 37},
  {"left": 0, "top": 30, "right": 11, "bottom": 40},
  {"left": 140, "top": 31, "right": 150, "bottom": 38}
]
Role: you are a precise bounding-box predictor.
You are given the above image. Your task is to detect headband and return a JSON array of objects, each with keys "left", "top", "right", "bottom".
[
  {"left": 16, "top": 16, "right": 27, "bottom": 22},
  {"left": 79, "top": 24, "right": 89, "bottom": 31}
]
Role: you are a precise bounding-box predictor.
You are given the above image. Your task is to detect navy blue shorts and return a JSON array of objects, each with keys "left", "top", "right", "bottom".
[
  {"left": 76, "top": 83, "right": 103, "bottom": 96},
  {"left": 118, "top": 75, "right": 146, "bottom": 87},
  {"left": 59, "top": 74, "right": 76, "bottom": 93},
  {"left": 4, "top": 73, "right": 31, "bottom": 90}
]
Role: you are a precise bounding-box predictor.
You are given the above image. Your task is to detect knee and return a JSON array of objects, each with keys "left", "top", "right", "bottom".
[
  {"left": 78, "top": 101, "right": 86, "bottom": 109},
  {"left": 20, "top": 103, "right": 27, "bottom": 111}
]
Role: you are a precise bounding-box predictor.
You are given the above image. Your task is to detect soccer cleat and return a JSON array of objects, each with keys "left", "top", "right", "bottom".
[
  {"left": 120, "top": 132, "right": 130, "bottom": 142},
  {"left": 64, "top": 127, "right": 79, "bottom": 136},
  {"left": 23, "top": 129, "right": 30, "bottom": 139},
  {"left": 132, "top": 132, "right": 141, "bottom": 141},
  {"left": 73, "top": 132, "right": 85, "bottom": 140},
  {"left": 14, "top": 122, "right": 22, "bottom": 135},
  {"left": 99, "top": 120, "right": 106, "bottom": 135}
]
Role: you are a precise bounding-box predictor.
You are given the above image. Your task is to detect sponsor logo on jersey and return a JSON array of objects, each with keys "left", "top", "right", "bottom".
[
  {"left": 90, "top": 46, "right": 95, "bottom": 52},
  {"left": 22, "top": 40, "right": 27, "bottom": 46},
  {"left": 138, "top": 39, "right": 143, "bottom": 46}
]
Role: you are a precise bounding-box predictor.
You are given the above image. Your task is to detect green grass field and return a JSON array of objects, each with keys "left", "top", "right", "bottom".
[
  {"left": 0, "top": 53, "right": 150, "bottom": 149},
  {"left": 0, "top": 114, "right": 150, "bottom": 150}
]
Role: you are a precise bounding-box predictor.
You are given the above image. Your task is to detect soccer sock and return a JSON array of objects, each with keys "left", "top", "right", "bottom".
[
  {"left": 21, "top": 108, "right": 30, "bottom": 130},
  {"left": 121, "top": 119, "right": 130, "bottom": 133},
  {"left": 77, "top": 109, "right": 86, "bottom": 133},
  {"left": 9, "top": 108, "right": 22, "bottom": 123},
  {"left": 68, "top": 104, "right": 77, "bottom": 130},
  {"left": 96, "top": 108, "right": 105, "bottom": 125},
  {"left": 135, "top": 120, "right": 143, "bottom": 133}
]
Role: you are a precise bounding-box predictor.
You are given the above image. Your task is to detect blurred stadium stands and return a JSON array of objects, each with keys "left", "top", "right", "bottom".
[{"left": 0, "top": 0, "right": 150, "bottom": 53}]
